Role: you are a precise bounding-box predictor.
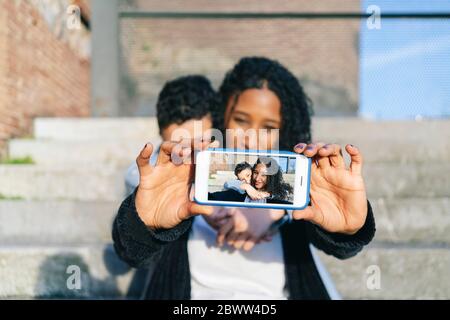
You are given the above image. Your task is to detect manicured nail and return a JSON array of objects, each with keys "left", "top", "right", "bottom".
[
  {"left": 306, "top": 145, "right": 315, "bottom": 151},
  {"left": 295, "top": 143, "right": 305, "bottom": 149}
]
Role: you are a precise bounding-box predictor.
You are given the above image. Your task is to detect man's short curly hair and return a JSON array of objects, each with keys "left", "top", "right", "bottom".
[
  {"left": 213, "top": 57, "right": 313, "bottom": 150},
  {"left": 157, "top": 75, "right": 216, "bottom": 133},
  {"left": 234, "top": 161, "right": 252, "bottom": 177}
]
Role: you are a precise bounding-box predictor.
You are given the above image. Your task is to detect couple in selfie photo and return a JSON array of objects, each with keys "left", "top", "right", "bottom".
[
  {"left": 210, "top": 157, "right": 294, "bottom": 205},
  {"left": 114, "top": 56, "right": 376, "bottom": 300}
]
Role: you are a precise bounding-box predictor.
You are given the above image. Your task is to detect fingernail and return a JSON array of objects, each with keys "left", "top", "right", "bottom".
[
  {"left": 306, "top": 145, "right": 314, "bottom": 151},
  {"left": 295, "top": 143, "right": 305, "bottom": 149}
]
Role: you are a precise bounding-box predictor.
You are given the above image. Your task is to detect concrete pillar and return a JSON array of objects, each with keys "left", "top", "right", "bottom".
[{"left": 91, "top": 0, "right": 120, "bottom": 116}]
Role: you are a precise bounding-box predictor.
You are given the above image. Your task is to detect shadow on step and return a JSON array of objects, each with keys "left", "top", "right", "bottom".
[{"left": 34, "top": 245, "right": 149, "bottom": 299}]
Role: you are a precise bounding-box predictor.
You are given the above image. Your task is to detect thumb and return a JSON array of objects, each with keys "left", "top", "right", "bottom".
[
  {"left": 292, "top": 206, "right": 316, "bottom": 221},
  {"left": 187, "top": 202, "right": 214, "bottom": 217}
]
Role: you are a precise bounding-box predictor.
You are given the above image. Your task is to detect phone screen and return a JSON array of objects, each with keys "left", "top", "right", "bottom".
[{"left": 195, "top": 150, "right": 310, "bottom": 209}]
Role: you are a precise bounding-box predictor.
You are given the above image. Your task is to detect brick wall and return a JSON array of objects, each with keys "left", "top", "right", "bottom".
[
  {"left": 0, "top": 0, "right": 90, "bottom": 156},
  {"left": 119, "top": 0, "right": 360, "bottom": 117}
]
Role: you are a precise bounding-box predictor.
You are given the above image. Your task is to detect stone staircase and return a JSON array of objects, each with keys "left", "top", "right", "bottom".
[
  {"left": 0, "top": 117, "right": 449, "bottom": 299},
  {"left": 0, "top": 118, "right": 159, "bottom": 299},
  {"left": 313, "top": 118, "right": 450, "bottom": 299}
]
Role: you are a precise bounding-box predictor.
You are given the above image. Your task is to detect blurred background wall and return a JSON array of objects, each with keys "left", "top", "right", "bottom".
[
  {"left": 118, "top": 0, "right": 360, "bottom": 117},
  {"left": 0, "top": 0, "right": 91, "bottom": 157}
]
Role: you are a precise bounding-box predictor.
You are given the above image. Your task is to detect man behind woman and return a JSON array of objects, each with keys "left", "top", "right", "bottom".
[
  {"left": 114, "top": 56, "right": 375, "bottom": 300},
  {"left": 124, "top": 75, "right": 215, "bottom": 196},
  {"left": 219, "top": 157, "right": 294, "bottom": 204},
  {"left": 223, "top": 161, "right": 270, "bottom": 202}
]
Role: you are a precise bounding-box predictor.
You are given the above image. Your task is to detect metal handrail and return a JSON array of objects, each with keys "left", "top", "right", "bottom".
[{"left": 118, "top": 11, "right": 450, "bottom": 19}]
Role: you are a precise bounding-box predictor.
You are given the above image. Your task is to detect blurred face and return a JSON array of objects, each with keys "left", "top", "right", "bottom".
[
  {"left": 161, "top": 114, "right": 212, "bottom": 141},
  {"left": 225, "top": 88, "right": 281, "bottom": 150},
  {"left": 236, "top": 168, "right": 252, "bottom": 184},
  {"left": 252, "top": 163, "right": 268, "bottom": 190}
]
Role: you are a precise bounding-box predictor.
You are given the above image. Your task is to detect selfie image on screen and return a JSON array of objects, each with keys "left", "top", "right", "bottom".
[{"left": 207, "top": 153, "right": 295, "bottom": 205}]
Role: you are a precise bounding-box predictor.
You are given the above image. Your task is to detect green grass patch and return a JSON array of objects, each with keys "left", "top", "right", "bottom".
[
  {"left": 0, "top": 193, "right": 23, "bottom": 201},
  {"left": 1, "top": 156, "right": 34, "bottom": 164}
]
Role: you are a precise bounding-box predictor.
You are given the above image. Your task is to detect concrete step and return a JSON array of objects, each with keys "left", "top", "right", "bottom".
[
  {"left": 13, "top": 117, "right": 450, "bottom": 165},
  {"left": 210, "top": 159, "right": 450, "bottom": 197},
  {"left": 314, "top": 121, "right": 450, "bottom": 164},
  {"left": 363, "top": 163, "right": 449, "bottom": 198},
  {"left": 0, "top": 162, "right": 448, "bottom": 200},
  {"left": 0, "top": 200, "right": 119, "bottom": 245},
  {"left": 312, "top": 118, "right": 448, "bottom": 142},
  {"left": 7, "top": 138, "right": 160, "bottom": 166},
  {"left": 0, "top": 197, "right": 448, "bottom": 246},
  {"left": 9, "top": 136, "right": 449, "bottom": 165},
  {"left": 0, "top": 164, "right": 126, "bottom": 201},
  {"left": 0, "top": 244, "right": 140, "bottom": 299},
  {"left": 371, "top": 198, "right": 450, "bottom": 244},
  {"left": 1, "top": 244, "right": 448, "bottom": 299},
  {"left": 316, "top": 246, "right": 450, "bottom": 299},
  {"left": 313, "top": 118, "right": 450, "bottom": 163},
  {"left": 34, "top": 117, "right": 159, "bottom": 141},
  {"left": 330, "top": 138, "right": 449, "bottom": 164},
  {"left": 34, "top": 117, "right": 449, "bottom": 144}
]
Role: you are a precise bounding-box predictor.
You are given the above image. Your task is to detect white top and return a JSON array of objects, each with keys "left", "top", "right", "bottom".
[
  {"left": 244, "top": 196, "right": 266, "bottom": 203},
  {"left": 188, "top": 215, "right": 287, "bottom": 300}
]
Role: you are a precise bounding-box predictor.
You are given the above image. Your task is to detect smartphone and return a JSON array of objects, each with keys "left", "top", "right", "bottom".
[{"left": 194, "top": 148, "right": 311, "bottom": 210}]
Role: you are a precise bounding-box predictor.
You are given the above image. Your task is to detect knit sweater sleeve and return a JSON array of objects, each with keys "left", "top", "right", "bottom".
[
  {"left": 112, "top": 188, "right": 193, "bottom": 268},
  {"left": 306, "top": 200, "right": 376, "bottom": 259}
]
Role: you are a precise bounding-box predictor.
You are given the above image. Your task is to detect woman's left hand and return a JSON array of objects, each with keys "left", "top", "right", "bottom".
[
  {"left": 293, "top": 143, "right": 368, "bottom": 235},
  {"left": 205, "top": 207, "right": 284, "bottom": 251}
]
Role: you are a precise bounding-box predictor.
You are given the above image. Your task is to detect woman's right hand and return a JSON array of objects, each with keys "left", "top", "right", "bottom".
[
  {"left": 215, "top": 207, "right": 285, "bottom": 251},
  {"left": 135, "top": 140, "right": 214, "bottom": 230},
  {"left": 240, "top": 183, "right": 270, "bottom": 200}
]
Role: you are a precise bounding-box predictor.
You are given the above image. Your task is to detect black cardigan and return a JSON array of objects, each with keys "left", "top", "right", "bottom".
[
  {"left": 112, "top": 189, "right": 376, "bottom": 300},
  {"left": 209, "top": 189, "right": 293, "bottom": 204}
]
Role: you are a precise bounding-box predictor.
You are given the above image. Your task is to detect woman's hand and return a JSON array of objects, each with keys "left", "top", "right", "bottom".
[
  {"left": 293, "top": 143, "right": 368, "bottom": 235},
  {"left": 214, "top": 207, "right": 285, "bottom": 251},
  {"left": 240, "top": 183, "right": 270, "bottom": 200},
  {"left": 203, "top": 207, "right": 235, "bottom": 230},
  {"left": 135, "top": 139, "right": 214, "bottom": 230}
]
